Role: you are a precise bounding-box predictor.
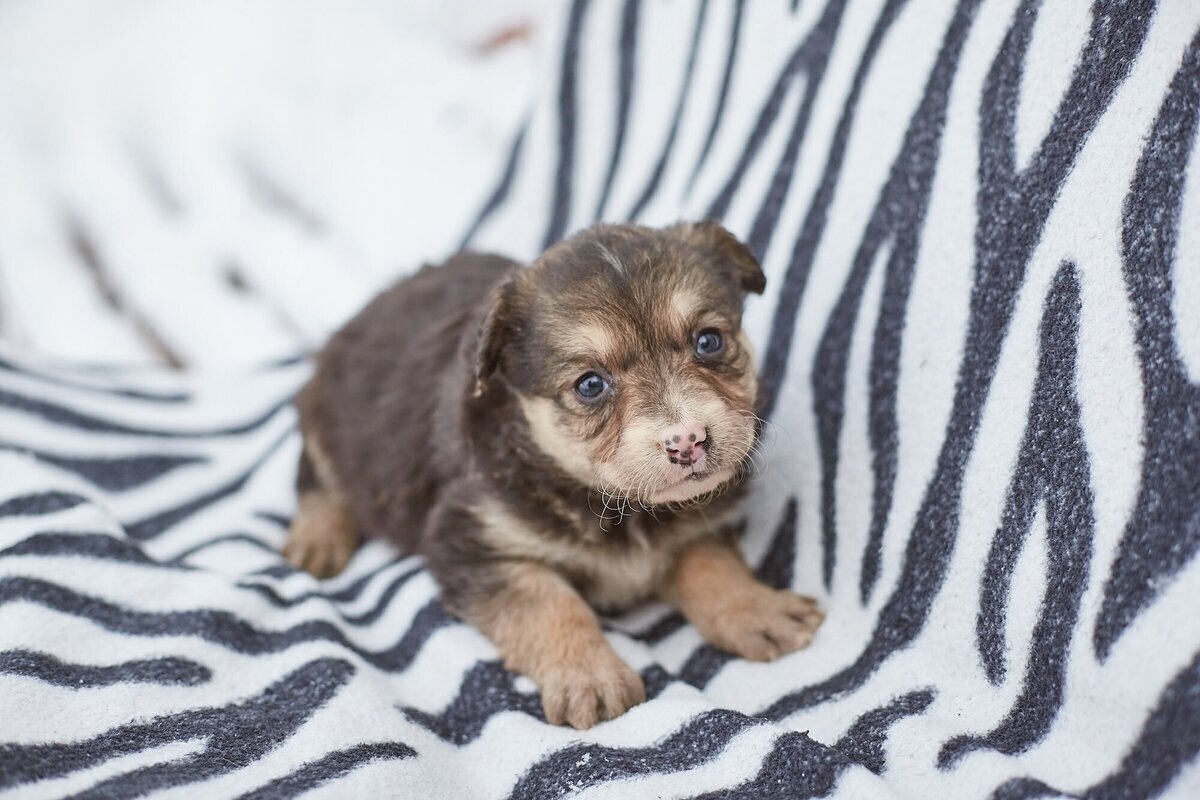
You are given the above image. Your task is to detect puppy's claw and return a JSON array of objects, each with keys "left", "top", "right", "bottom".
[
  {"left": 706, "top": 588, "right": 824, "bottom": 662},
  {"left": 538, "top": 649, "right": 646, "bottom": 729}
]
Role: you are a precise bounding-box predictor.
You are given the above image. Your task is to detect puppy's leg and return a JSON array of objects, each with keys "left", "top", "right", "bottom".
[
  {"left": 666, "top": 538, "right": 824, "bottom": 661},
  {"left": 469, "top": 562, "right": 646, "bottom": 729},
  {"left": 284, "top": 447, "right": 359, "bottom": 578}
]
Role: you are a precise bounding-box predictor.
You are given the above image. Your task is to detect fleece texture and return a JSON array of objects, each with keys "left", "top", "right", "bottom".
[{"left": 2, "top": 1, "right": 1199, "bottom": 798}]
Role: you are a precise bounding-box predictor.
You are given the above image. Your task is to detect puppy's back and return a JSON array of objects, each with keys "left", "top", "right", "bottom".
[{"left": 298, "top": 252, "right": 517, "bottom": 549}]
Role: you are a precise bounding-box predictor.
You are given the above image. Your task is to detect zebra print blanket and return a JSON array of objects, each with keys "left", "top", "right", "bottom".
[{"left": 3, "top": 0, "right": 1199, "bottom": 797}]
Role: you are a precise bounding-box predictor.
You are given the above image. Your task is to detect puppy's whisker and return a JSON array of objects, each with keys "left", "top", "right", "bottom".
[
  {"left": 595, "top": 481, "right": 634, "bottom": 527},
  {"left": 600, "top": 487, "right": 624, "bottom": 527},
  {"left": 586, "top": 494, "right": 604, "bottom": 524},
  {"left": 742, "top": 443, "right": 769, "bottom": 480},
  {"left": 737, "top": 409, "right": 786, "bottom": 451},
  {"left": 587, "top": 481, "right": 620, "bottom": 526}
]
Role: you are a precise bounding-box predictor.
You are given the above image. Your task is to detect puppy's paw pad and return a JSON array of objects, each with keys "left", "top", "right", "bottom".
[
  {"left": 712, "top": 589, "right": 824, "bottom": 662},
  {"left": 540, "top": 653, "right": 646, "bottom": 729}
]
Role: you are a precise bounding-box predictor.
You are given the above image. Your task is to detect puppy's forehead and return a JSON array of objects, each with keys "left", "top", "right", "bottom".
[
  {"left": 526, "top": 229, "right": 734, "bottom": 325},
  {"left": 532, "top": 271, "right": 697, "bottom": 367}
]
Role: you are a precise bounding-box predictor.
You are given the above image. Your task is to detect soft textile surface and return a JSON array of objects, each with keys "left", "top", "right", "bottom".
[{"left": 3, "top": 1, "right": 1200, "bottom": 798}]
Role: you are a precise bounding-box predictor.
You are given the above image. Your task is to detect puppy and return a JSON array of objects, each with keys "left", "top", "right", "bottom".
[{"left": 284, "top": 221, "right": 824, "bottom": 729}]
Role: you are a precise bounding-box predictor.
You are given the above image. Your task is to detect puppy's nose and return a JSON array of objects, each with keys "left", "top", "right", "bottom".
[{"left": 662, "top": 422, "right": 708, "bottom": 467}]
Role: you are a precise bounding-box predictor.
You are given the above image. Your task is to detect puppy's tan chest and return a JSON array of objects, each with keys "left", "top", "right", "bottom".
[
  {"left": 472, "top": 499, "right": 707, "bottom": 612},
  {"left": 568, "top": 535, "right": 675, "bottom": 611}
]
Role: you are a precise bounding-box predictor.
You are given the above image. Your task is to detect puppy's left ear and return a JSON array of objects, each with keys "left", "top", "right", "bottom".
[
  {"left": 474, "top": 279, "right": 516, "bottom": 396},
  {"left": 670, "top": 220, "right": 766, "bottom": 295}
]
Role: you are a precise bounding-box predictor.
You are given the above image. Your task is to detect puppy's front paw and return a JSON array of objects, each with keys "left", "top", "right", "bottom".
[
  {"left": 538, "top": 647, "right": 646, "bottom": 729},
  {"left": 284, "top": 491, "right": 358, "bottom": 578},
  {"left": 702, "top": 587, "right": 824, "bottom": 662}
]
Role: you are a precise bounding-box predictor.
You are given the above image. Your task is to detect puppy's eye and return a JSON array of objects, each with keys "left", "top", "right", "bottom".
[
  {"left": 574, "top": 372, "right": 610, "bottom": 400},
  {"left": 695, "top": 329, "right": 724, "bottom": 357}
]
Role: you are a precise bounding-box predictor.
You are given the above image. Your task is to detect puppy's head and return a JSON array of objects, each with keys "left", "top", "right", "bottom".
[{"left": 477, "top": 222, "right": 765, "bottom": 507}]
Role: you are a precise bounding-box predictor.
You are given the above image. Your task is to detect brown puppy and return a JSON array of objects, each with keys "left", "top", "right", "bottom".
[{"left": 285, "top": 221, "right": 824, "bottom": 728}]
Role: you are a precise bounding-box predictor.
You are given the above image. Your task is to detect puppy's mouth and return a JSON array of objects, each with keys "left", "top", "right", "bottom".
[{"left": 647, "top": 464, "right": 735, "bottom": 505}]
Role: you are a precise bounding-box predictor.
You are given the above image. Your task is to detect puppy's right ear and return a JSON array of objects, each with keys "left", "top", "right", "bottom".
[
  {"left": 474, "top": 279, "right": 516, "bottom": 396},
  {"left": 668, "top": 220, "right": 766, "bottom": 295}
]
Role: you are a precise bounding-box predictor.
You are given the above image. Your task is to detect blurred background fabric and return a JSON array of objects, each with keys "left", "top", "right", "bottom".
[
  {"left": 2, "top": 1, "right": 1199, "bottom": 799},
  {"left": 0, "top": 0, "right": 550, "bottom": 366}
]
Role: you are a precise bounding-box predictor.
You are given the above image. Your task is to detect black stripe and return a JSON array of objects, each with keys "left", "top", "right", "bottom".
[
  {"left": 0, "top": 386, "right": 295, "bottom": 439},
  {"left": 628, "top": 609, "right": 688, "bottom": 645},
  {"left": 761, "top": 0, "right": 1150, "bottom": 721},
  {"left": 261, "top": 352, "right": 309, "bottom": 370},
  {"left": 1082, "top": 650, "right": 1200, "bottom": 799},
  {"left": 1094, "top": 25, "right": 1200, "bottom": 661},
  {"left": 505, "top": 709, "right": 761, "bottom": 799},
  {"left": 1, "top": 530, "right": 424, "bottom": 625},
  {"left": 0, "top": 443, "right": 204, "bottom": 492},
  {"left": 641, "top": 663, "right": 675, "bottom": 699},
  {"left": 238, "top": 563, "right": 423, "bottom": 614},
  {"left": 3, "top": 529, "right": 290, "bottom": 579},
  {"left": 6, "top": 529, "right": 262, "bottom": 577},
  {"left": 167, "top": 532, "right": 281, "bottom": 562},
  {"left": 685, "top": 0, "right": 745, "bottom": 197},
  {"left": 0, "top": 577, "right": 452, "bottom": 671},
  {"left": 624, "top": 0, "right": 709, "bottom": 221},
  {"left": 0, "top": 649, "right": 210, "bottom": 688},
  {"left": 987, "top": 778, "right": 1060, "bottom": 800},
  {"left": 2, "top": 531, "right": 189, "bottom": 569},
  {"left": 399, "top": 661, "right": 550, "bottom": 744},
  {"left": 677, "top": 644, "right": 731, "bottom": 690},
  {"left": 0, "top": 355, "right": 190, "bottom": 403},
  {"left": 234, "top": 742, "right": 416, "bottom": 800},
  {"left": 0, "top": 659, "right": 355, "bottom": 796},
  {"left": 837, "top": 690, "right": 934, "bottom": 774},
  {"left": 704, "top": 2, "right": 846, "bottom": 225},
  {"left": 125, "top": 428, "right": 293, "bottom": 540},
  {"left": 944, "top": 264, "right": 1093, "bottom": 766},
  {"left": 690, "top": 730, "right": 850, "bottom": 800},
  {"left": 333, "top": 566, "right": 425, "bottom": 626},
  {"left": 695, "top": 691, "right": 935, "bottom": 799},
  {"left": 808, "top": 0, "right": 949, "bottom": 594},
  {"left": 743, "top": 0, "right": 851, "bottom": 259},
  {"left": 543, "top": 0, "right": 590, "bottom": 249},
  {"left": 245, "top": 555, "right": 413, "bottom": 604},
  {"left": 988, "top": 650, "right": 1200, "bottom": 800},
  {"left": 0, "top": 491, "right": 87, "bottom": 518},
  {"left": 758, "top": 0, "right": 908, "bottom": 418},
  {"left": 752, "top": 499, "right": 796, "bottom": 590},
  {"left": 459, "top": 122, "right": 529, "bottom": 250},
  {"left": 760, "top": 0, "right": 984, "bottom": 711},
  {"left": 592, "top": 0, "right": 641, "bottom": 220},
  {"left": 254, "top": 510, "right": 291, "bottom": 528},
  {"left": 250, "top": 563, "right": 299, "bottom": 578}
]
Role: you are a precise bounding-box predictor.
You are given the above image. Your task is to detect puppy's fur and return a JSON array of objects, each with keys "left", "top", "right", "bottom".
[{"left": 286, "top": 222, "right": 824, "bottom": 728}]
